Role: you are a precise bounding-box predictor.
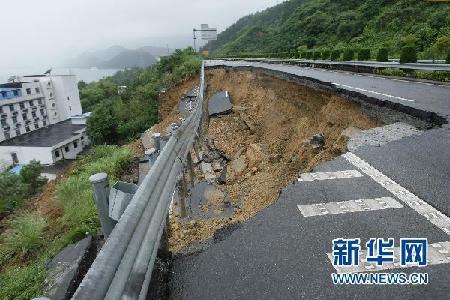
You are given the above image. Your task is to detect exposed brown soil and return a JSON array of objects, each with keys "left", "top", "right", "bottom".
[
  {"left": 168, "top": 69, "right": 379, "bottom": 253},
  {"left": 154, "top": 76, "right": 200, "bottom": 135}
]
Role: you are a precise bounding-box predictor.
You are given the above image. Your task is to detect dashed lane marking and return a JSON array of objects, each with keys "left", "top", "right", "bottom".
[
  {"left": 298, "top": 170, "right": 363, "bottom": 182},
  {"left": 332, "top": 83, "right": 416, "bottom": 102},
  {"left": 327, "top": 241, "right": 450, "bottom": 273},
  {"left": 344, "top": 152, "right": 450, "bottom": 235},
  {"left": 298, "top": 197, "right": 403, "bottom": 218}
]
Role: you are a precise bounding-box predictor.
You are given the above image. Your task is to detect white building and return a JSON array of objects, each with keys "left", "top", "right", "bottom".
[{"left": 0, "top": 74, "right": 90, "bottom": 169}]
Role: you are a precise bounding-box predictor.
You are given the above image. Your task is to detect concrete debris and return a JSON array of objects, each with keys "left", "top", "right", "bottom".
[
  {"left": 208, "top": 91, "right": 233, "bottom": 116},
  {"left": 43, "top": 236, "right": 95, "bottom": 300},
  {"left": 109, "top": 182, "right": 139, "bottom": 221},
  {"left": 200, "top": 162, "right": 214, "bottom": 175},
  {"left": 212, "top": 161, "right": 223, "bottom": 172}
]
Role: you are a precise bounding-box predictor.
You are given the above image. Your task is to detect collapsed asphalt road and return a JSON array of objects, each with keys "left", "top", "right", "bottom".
[
  {"left": 168, "top": 62, "right": 450, "bottom": 299},
  {"left": 207, "top": 60, "right": 450, "bottom": 123}
]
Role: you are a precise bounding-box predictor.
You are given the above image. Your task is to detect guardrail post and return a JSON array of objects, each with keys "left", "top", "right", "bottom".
[
  {"left": 153, "top": 133, "right": 161, "bottom": 152},
  {"left": 177, "top": 173, "right": 188, "bottom": 218},
  {"left": 89, "top": 173, "right": 116, "bottom": 238},
  {"left": 186, "top": 153, "right": 195, "bottom": 187}
]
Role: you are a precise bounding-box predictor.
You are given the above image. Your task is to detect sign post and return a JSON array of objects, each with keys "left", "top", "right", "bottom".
[{"left": 192, "top": 24, "right": 217, "bottom": 52}]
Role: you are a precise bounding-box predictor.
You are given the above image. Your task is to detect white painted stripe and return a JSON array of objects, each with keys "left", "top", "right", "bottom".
[
  {"left": 327, "top": 241, "right": 450, "bottom": 273},
  {"left": 343, "top": 152, "right": 450, "bottom": 235},
  {"left": 331, "top": 83, "right": 416, "bottom": 102},
  {"left": 298, "top": 197, "right": 403, "bottom": 218},
  {"left": 298, "top": 170, "right": 363, "bottom": 182}
]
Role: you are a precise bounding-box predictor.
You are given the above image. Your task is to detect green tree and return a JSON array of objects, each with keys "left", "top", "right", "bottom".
[
  {"left": 0, "top": 172, "right": 28, "bottom": 213},
  {"left": 86, "top": 103, "right": 120, "bottom": 145},
  {"left": 330, "top": 50, "right": 341, "bottom": 61},
  {"left": 343, "top": 49, "right": 355, "bottom": 61},
  {"left": 400, "top": 46, "right": 417, "bottom": 63},
  {"left": 376, "top": 48, "right": 389, "bottom": 62},
  {"left": 432, "top": 36, "right": 450, "bottom": 59},
  {"left": 357, "top": 49, "right": 371, "bottom": 61},
  {"left": 20, "top": 160, "right": 47, "bottom": 195}
]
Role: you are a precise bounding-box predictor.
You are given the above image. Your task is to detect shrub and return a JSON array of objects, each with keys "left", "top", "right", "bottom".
[
  {"left": 321, "top": 49, "right": 331, "bottom": 60},
  {"left": 400, "top": 46, "right": 417, "bottom": 63},
  {"left": 330, "top": 50, "right": 341, "bottom": 61},
  {"left": 20, "top": 160, "right": 47, "bottom": 195},
  {"left": 358, "top": 48, "right": 371, "bottom": 61},
  {"left": 0, "top": 172, "right": 29, "bottom": 213},
  {"left": 343, "top": 49, "right": 355, "bottom": 61},
  {"left": 4, "top": 213, "right": 48, "bottom": 256},
  {"left": 375, "top": 68, "right": 406, "bottom": 77},
  {"left": 56, "top": 145, "right": 132, "bottom": 235},
  {"left": 305, "top": 51, "right": 313, "bottom": 59},
  {"left": 312, "top": 51, "right": 321, "bottom": 60},
  {"left": 376, "top": 48, "right": 389, "bottom": 62},
  {"left": 447, "top": 52, "right": 450, "bottom": 64}
]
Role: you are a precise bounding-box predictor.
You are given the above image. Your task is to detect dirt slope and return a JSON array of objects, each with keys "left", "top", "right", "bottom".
[{"left": 168, "top": 69, "right": 379, "bottom": 253}]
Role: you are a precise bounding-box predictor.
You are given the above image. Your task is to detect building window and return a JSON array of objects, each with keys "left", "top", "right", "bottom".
[
  {"left": 32, "top": 111, "right": 37, "bottom": 118},
  {"left": 9, "top": 105, "right": 14, "bottom": 112},
  {"left": 1, "top": 119, "right": 7, "bottom": 126},
  {"left": 4, "top": 131, "right": 10, "bottom": 139},
  {"left": 35, "top": 88, "right": 40, "bottom": 94},
  {"left": 20, "top": 102, "right": 25, "bottom": 109},
  {"left": 0, "top": 106, "right": 3, "bottom": 113},
  {"left": 40, "top": 109, "right": 45, "bottom": 116},
  {"left": 47, "top": 82, "right": 51, "bottom": 86},
  {"left": 13, "top": 90, "right": 19, "bottom": 96},
  {"left": 26, "top": 88, "right": 31, "bottom": 95},
  {"left": 67, "top": 96, "right": 70, "bottom": 101},
  {"left": 55, "top": 150, "right": 60, "bottom": 158},
  {"left": 43, "top": 120, "right": 47, "bottom": 126},
  {"left": 49, "top": 92, "right": 53, "bottom": 97},
  {"left": 65, "top": 145, "right": 70, "bottom": 153},
  {"left": 69, "top": 106, "right": 72, "bottom": 111},
  {"left": 73, "top": 141, "right": 78, "bottom": 148},
  {"left": 81, "top": 136, "right": 85, "bottom": 140},
  {"left": 22, "top": 113, "right": 28, "bottom": 120},
  {"left": 34, "top": 123, "right": 39, "bottom": 129},
  {"left": 29, "top": 101, "right": 34, "bottom": 107},
  {"left": 54, "top": 112, "right": 57, "bottom": 116},
  {"left": 12, "top": 116, "right": 17, "bottom": 123},
  {"left": 52, "top": 102, "right": 56, "bottom": 107},
  {"left": 25, "top": 126, "right": 30, "bottom": 132},
  {"left": 15, "top": 129, "right": 20, "bottom": 136},
  {"left": 38, "top": 99, "right": 42, "bottom": 105}
]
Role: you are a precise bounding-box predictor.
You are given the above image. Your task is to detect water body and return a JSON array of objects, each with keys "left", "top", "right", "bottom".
[{"left": 0, "top": 67, "right": 121, "bottom": 84}]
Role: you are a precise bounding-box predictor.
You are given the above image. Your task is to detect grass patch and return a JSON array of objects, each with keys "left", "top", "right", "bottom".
[{"left": 0, "top": 145, "right": 133, "bottom": 299}]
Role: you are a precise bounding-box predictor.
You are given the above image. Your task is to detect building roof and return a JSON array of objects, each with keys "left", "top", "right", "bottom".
[
  {"left": 0, "top": 82, "right": 23, "bottom": 89},
  {"left": 0, "top": 120, "right": 86, "bottom": 147}
]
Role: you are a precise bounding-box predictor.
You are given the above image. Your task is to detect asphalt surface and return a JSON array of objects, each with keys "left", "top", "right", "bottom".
[
  {"left": 206, "top": 60, "right": 450, "bottom": 121},
  {"left": 169, "top": 62, "right": 450, "bottom": 299},
  {"left": 230, "top": 58, "right": 450, "bottom": 72}
]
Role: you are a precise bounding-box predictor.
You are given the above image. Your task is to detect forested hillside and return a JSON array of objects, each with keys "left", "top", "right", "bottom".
[
  {"left": 206, "top": 0, "right": 450, "bottom": 58},
  {"left": 79, "top": 48, "right": 201, "bottom": 145}
]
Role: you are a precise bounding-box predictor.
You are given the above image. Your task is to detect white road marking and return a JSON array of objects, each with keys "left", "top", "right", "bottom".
[
  {"left": 298, "top": 197, "right": 403, "bottom": 218},
  {"left": 343, "top": 152, "right": 450, "bottom": 235},
  {"left": 298, "top": 170, "right": 363, "bottom": 182},
  {"left": 332, "top": 83, "right": 416, "bottom": 102},
  {"left": 327, "top": 241, "right": 450, "bottom": 273}
]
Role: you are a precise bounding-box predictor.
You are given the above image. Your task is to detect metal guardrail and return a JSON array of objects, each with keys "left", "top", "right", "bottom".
[{"left": 73, "top": 61, "right": 205, "bottom": 300}]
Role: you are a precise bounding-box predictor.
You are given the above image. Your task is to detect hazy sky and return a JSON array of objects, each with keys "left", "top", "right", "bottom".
[{"left": 0, "top": 0, "right": 280, "bottom": 68}]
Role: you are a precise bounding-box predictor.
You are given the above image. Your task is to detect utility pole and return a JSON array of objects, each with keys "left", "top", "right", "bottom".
[{"left": 193, "top": 29, "right": 197, "bottom": 52}]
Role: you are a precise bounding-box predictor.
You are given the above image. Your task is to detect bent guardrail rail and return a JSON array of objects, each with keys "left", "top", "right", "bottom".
[{"left": 73, "top": 61, "right": 205, "bottom": 300}]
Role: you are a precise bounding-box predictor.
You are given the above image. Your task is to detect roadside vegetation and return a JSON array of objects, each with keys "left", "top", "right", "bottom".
[
  {"left": 0, "top": 146, "right": 133, "bottom": 300},
  {"left": 80, "top": 48, "right": 202, "bottom": 145},
  {"left": 374, "top": 68, "right": 450, "bottom": 82},
  {"left": 0, "top": 161, "right": 47, "bottom": 216}
]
